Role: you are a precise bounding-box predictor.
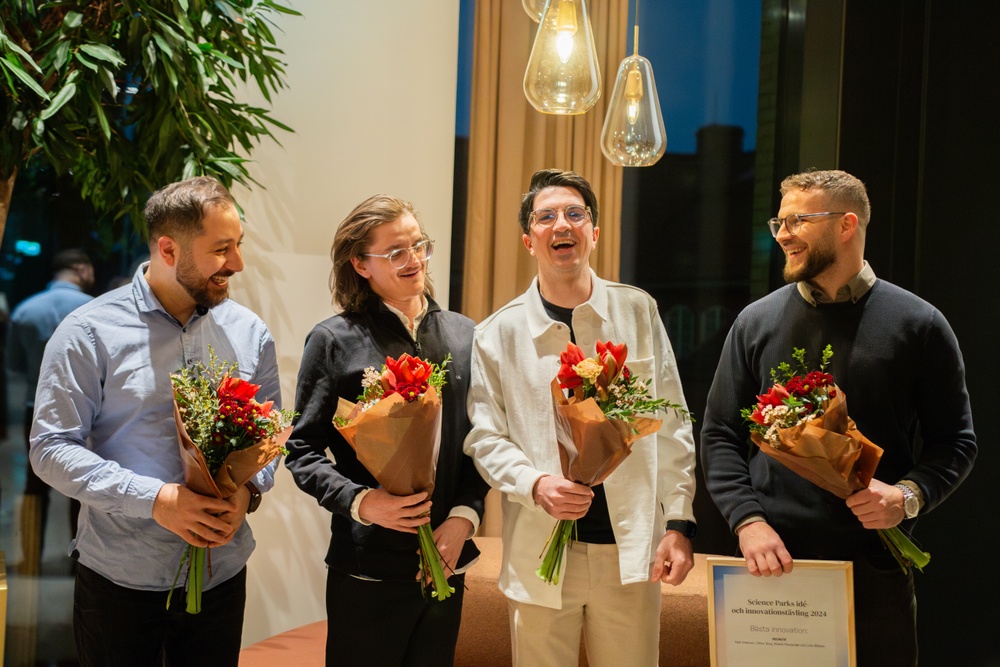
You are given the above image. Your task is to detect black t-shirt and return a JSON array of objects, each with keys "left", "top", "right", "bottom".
[{"left": 539, "top": 290, "right": 615, "bottom": 544}]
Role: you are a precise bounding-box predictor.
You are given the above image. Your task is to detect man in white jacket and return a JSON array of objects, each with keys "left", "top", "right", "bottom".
[{"left": 465, "top": 168, "right": 698, "bottom": 667}]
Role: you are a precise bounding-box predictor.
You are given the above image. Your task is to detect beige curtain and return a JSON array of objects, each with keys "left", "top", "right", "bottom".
[
  {"left": 463, "top": 0, "right": 629, "bottom": 536},
  {"left": 462, "top": 0, "right": 629, "bottom": 325}
]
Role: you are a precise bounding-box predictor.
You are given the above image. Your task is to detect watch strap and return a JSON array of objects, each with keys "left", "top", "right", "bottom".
[
  {"left": 245, "top": 480, "right": 262, "bottom": 514},
  {"left": 666, "top": 519, "right": 697, "bottom": 539}
]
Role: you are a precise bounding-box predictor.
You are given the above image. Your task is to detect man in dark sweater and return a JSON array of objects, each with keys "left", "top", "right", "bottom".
[{"left": 700, "top": 169, "right": 976, "bottom": 666}]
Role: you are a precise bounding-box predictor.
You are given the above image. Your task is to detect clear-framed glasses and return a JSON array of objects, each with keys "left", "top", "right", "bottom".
[
  {"left": 363, "top": 239, "right": 434, "bottom": 269},
  {"left": 530, "top": 205, "right": 592, "bottom": 228},
  {"left": 767, "top": 211, "right": 845, "bottom": 238}
]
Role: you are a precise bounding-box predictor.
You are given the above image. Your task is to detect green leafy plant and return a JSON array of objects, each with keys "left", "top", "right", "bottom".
[{"left": 0, "top": 0, "right": 298, "bottom": 243}]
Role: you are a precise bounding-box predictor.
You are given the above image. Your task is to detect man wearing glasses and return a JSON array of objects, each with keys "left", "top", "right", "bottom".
[
  {"left": 700, "top": 169, "right": 976, "bottom": 665},
  {"left": 465, "top": 168, "right": 697, "bottom": 666}
]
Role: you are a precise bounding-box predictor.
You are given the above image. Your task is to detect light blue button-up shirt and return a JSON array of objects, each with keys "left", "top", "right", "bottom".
[
  {"left": 7, "top": 279, "right": 94, "bottom": 407},
  {"left": 30, "top": 264, "right": 281, "bottom": 591}
]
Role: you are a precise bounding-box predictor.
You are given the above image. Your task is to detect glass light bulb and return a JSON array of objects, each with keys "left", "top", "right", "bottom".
[
  {"left": 600, "top": 53, "right": 666, "bottom": 166},
  {"left": 625, "top": 66, "right": 643, "bottom": 124},
  {"left": 522, "top": 0, "right": 547, "bottom": 23},
  {"left": 523, "top": 0, "right": 602, "bottom": 115}
]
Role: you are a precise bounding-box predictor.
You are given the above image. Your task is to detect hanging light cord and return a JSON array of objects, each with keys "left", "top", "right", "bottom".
[{"left": 633, "top": 0, "right": 640, "bottom": 56}]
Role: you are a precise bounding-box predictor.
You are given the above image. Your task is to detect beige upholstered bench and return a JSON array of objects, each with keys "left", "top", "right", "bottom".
[{"left": 240, "top": 537, "right": 710, "bottom": 666}]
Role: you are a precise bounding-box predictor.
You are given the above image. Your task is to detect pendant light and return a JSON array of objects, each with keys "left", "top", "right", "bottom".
[
  {"left": 600, "top": 0, "right": 666, "bottom": 166},
  {"left": 523, "top": 0, "right": 602, "bottom": 115},
  {"left": 522, "top": 0, "right": 546, "bottom": 22}
]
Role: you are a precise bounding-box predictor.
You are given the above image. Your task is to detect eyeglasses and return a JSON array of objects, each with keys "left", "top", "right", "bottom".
[
  {"left": 363, "top": 239, "right": 434, "bottom": 269},
  {"left": 767, "top": 212, "right": 845, "bottom": 238},
  {"left": 530, "top": 205, "right": 592, "bottom": 228}
]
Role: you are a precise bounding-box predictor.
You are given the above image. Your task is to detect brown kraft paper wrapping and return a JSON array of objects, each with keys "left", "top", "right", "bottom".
[
  {"left": 751, "top": 386, "right": 883, "bottom": 499},
  {"left": 333, "top": 386, "right": 442, "bottom": 497},
  {"left": 173, "top": 400, "right": 290, "bottom": 500},
  {"left": 550, "top": 379, "right": 662, "bottom": 485}
]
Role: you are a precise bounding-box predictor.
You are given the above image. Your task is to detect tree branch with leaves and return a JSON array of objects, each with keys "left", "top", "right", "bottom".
[{"left": 0, "top": 0, "right": 298, "bottom": 242}]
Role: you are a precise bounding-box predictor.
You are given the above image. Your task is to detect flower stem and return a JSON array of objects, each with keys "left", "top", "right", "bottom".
[
  {"left": 877, "top": 527, "right": 930, "bottom": 573},
  {"left": 536, "top": 519, "right": 576, "bottom": 585},
  {"left": 186, "top": 546, "right": 205, "bottom": 614},
  {"left": 417, "top": 524, "right": 455, "bottom": 602}
]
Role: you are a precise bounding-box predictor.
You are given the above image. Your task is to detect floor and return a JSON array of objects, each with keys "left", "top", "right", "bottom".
[{"left": 1, "top": 373, "right": 79, "bottom": 667}]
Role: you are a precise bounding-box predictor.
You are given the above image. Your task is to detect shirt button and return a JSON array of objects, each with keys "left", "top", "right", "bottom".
[{"left": 616, "top": 514, "right": 625, "bottom": 521}]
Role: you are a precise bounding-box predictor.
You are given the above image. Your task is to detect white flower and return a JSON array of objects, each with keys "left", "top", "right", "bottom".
[{"left": 361, "top": 367, "right": 380, "bottom": 390}]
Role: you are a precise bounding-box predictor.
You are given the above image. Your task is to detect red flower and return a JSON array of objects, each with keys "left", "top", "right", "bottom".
[
  {"left": 749, "top": 406, "right": 765, "bottom": 424},
  {"left": 756, "top": 384, "right": 790, "bottom": 407},
  {"left": 595, "top": 340, "right": 628, "bottom": 386},
  {"left": 382, "top": 354, "right": 432, "bottom": 396},
  {"left": 379, "top": 354, "right": 433, "bottom": 398},
  {"left": 218, "top": 375, "right": 260, "bottom": 402},
  {"left": 394, "top": 381, "right": 424, "bottom": 402},
  {"left": 557, "top": 343, "right": 586, "bottom": 389}
]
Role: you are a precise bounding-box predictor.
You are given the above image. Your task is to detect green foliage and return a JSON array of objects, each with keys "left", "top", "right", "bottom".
[{"left": 0, "top": 0, "right": 299, "bottom": 236}]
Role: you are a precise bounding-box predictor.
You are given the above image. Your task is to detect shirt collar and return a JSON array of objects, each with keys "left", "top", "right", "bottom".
[
  {"left": 525, "top": 268, "right": 609, "bottom": 340},
  {"left": 383, "top": 296, "right": 429, "bottom": 339},
  {"left": 797, "top": 260, "right": 876, "bottom": 306},
  {"left": 131, "top": 261, "right": 209, "bottom": 324},
  {"left": 47, "top": 279, "right": 84, "bottom": 292}
]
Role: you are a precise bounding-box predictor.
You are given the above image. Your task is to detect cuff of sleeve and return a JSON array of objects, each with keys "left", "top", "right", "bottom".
[
  {"left": 897, "top": 479, "right": 926, "bottom": 511},
  {"left": 515, "top": 471, "right": 548, "bottom": 510},
  {"left": 447, "top": 505, "right": 480, "bottom": 538},
  {"left": 123, "top": 478, "right": 165, "bottom": 519},
  {"left": 735, "top": 514, "right": 767, "bottom": 534},
  {"left": 350, "top": 488, "right": 373, "bottom": 525}
]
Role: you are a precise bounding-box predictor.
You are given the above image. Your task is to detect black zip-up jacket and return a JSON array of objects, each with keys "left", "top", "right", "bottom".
[{"left": 285, "top": 295, "right": 489, "bottom": 580}]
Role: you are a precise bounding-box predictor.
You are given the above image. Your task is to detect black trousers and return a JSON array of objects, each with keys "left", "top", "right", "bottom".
[
  {"left": 74, "top": 562, "right": 246, "bottom": 667},
  {"left": 325, "top": 568, "right": 466, "bottom": 667},
  {"left": 854, "top": 557, "right": 917, "bottom": 667}
]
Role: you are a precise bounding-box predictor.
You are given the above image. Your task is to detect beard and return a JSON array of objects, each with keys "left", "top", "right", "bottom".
[
  {"left": 176, "top": 250, "right": 231, "bottom": 309},
  {"left": 783, "top": 240, "right": 837, "bottom": 284}
]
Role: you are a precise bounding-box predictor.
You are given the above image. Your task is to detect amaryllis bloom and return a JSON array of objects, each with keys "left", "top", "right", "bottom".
[
  {"left": 381, "top": 354, "right": 433, "bottom": 395},
  {"left": 218, "top": 375, "right": 260, "bottom": 402},
  {"left": 756, "top": 384, "right": 790, "bottom": 406},
  {"left": 558, "top": 343, "right": 587, "bottom": 390},
  {"left": 595, "top": 340, "right": 627, "bottom": 385}
]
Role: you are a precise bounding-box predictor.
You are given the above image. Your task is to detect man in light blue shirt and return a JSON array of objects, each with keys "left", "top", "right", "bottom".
[
  {"left": 30, "top": 176, "right": 280, "bottom": 666},
  {"left": 7, "top": 248, "right": 94, "bottom": 574}
]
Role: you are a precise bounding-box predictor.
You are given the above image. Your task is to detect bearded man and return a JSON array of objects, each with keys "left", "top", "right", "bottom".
[
  {"left": 30, "top": 176, "right": 282, "bottom": 666},
  {"left": 700, "top": 169, "right": 976, "bottom": 666}
]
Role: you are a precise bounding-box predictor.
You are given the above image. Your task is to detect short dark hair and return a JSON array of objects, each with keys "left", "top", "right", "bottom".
[
  {"left": 518, "top": 168, "right": 599, "bottom": 234},
  {"left": 143, "top": 176, "right": 235, "bottom": 246},
  {"left": 780, "top": 169, "right": 871, "bottom": 228},
  {"left": 51, "top": 248, "right": 92, "bottom": 274},
  {"left": 330, "top": 194, "right": 434, "bottom": 313}
]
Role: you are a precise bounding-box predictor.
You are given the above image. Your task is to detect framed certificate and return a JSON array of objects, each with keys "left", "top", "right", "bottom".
[{"left": 707, "top": 557, "right": 855, "bottom": 667}]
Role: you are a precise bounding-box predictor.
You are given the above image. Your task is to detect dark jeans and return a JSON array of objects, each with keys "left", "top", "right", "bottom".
[
  {"left": 74, "top": 562, "right": 246, "bottom": 667},
  {"left": 326, "top": 568, "right": 465, "bottom": 667}
]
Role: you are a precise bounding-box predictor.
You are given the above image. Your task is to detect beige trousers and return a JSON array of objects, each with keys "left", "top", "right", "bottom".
[{"left": 508, "top": 541, "right": 661, "bottom": 667}]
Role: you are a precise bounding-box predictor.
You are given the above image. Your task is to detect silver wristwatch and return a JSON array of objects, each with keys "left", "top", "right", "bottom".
[{"left": 895, "top": 483, "right": 919, "bottom": 519}]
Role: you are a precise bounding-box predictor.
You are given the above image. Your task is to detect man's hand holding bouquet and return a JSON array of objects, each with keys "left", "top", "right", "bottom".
[
  {"left": 741, "top": 345, "right": 930, "bottom": 573},
  {"left": 333, "top": 353, "right": 457, "bottom": 601},
  {"left": 537, "top": 340, "right": 692, "bottom": 585}
]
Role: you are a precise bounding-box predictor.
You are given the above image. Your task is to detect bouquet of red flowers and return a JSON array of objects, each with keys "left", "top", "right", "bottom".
[
  {"left": 169, "top": 350, "right": 295, "bottom": 613},
  {"left": 538, "top": 340, "right": 691, "bottom": 584},
  {"left": 333, "top": 353, "right": 454, "bottom": 601},
  {"left": 741, "top": 345, "right": 930, "bottom": 572}
]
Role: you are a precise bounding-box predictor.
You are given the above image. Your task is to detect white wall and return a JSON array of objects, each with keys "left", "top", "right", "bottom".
[{"left": 227, "top": 0, "right": 461, "bottom": 646}]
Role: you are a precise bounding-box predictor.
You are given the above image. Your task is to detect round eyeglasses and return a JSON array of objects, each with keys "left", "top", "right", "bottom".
[
  {"left": 362, "top": 239, "right": 434, "bottom": 269},
  {"left": 767, "top": 212, "right": 845, "bottom": 238},
  {"left": 530, "top": 205, "right": 592, "bottom": 228}
]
